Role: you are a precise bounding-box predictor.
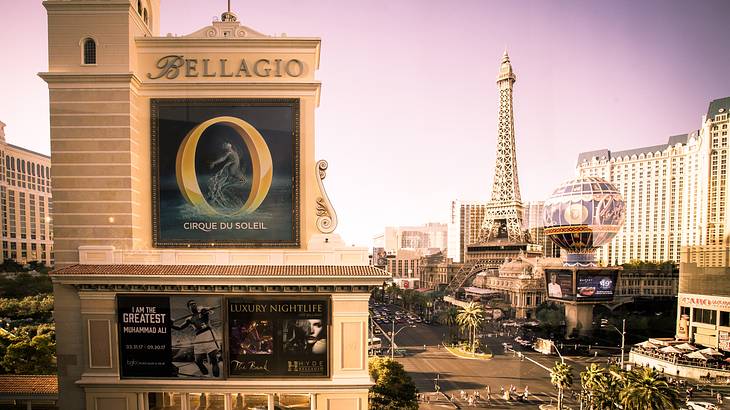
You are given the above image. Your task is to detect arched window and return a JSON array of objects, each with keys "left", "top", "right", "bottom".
[
  {"left": 137, "top": 0, "right": 142, "bottom": 15},
  {"left": 143, "top": 9, "right": 148, "bottom": 24},
  {"left": 83, "top": 38, "right": 96, "bottom": 65}
]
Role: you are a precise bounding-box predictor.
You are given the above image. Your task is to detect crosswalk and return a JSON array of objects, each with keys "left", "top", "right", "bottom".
[{"left": 419, "top": 391, "right": 575, "bottom": 409}]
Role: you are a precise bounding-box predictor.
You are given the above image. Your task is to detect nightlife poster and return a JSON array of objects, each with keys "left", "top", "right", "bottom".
[
  {"left": 228, "top": 298, "right": 329, "bottom": 378},
  {"left": 118, "top": 295, "right": 224, "bottom": 379},
  {"left": 151, "top": 98, "right": 300, "bottom": 247}
]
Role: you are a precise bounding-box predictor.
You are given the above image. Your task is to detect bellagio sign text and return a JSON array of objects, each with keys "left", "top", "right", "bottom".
[{"left": 148, "top": 55, "right": 304, "bottom": 79}]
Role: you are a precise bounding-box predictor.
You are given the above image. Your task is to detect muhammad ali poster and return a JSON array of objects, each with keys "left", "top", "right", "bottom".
[
  {"left": 118, "top": 295, "right": 224, "bottom": 379},
  {"left": 228, "top": 298, "right": 329, "bottom": 378},
  {"left": 151, "top": 99, "right": 300, "bottom": 248}
]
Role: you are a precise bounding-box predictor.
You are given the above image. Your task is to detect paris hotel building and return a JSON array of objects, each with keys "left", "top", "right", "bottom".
[
  {"left": 577, "top": 97, "right": 730, "bottom": 265},
  {"left": 0, "top": 121, "right": 53, "bottom": 265},
  {"left": 41, "top": 1, "right": 388, "bottom": 409}
]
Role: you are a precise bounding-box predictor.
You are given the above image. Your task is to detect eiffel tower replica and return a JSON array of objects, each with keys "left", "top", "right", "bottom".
[{"left": 465, "top": 51, "right": 541, "bottom": 265}]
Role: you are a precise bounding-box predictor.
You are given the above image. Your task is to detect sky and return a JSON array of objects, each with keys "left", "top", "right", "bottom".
[{"left": 1, "top": 0, "right": 730, "bottom": 247}]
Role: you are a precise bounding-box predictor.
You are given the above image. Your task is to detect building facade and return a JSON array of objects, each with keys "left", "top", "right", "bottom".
[
  {"left": 577, "top": 97, "right": 730, "bottom": 265},
  {"left": 614, "top": 266, "right": 678, "bottom": 301},
  {"left": 384, "top": 249, "right": 421, "bottom": 289},
  {"left": 42, "top": 2, "right": 387, "bottom": 409},
  {"left": 377, "top": 222, "right": 447, "bottom": 254},
  {"left": 0, "top": 121, "right": 53, "bottom": 265},
  {"left": 675, "top": 245, "right": 730, "bottom": 351},
  {"left": 418, "top": 252, "right": 461, "bottom": 290},
  {"left": 476, "top": 257, "right": 562, "bottom": 319},
  {"left": 523, "top": 201, "right": 559, "bottom": 258},
  {"left": 447, "top": 200, "right": 487, "bottom": 263}
]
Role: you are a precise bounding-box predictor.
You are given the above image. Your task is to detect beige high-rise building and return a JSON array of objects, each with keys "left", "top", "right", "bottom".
[
  {"left": 41, "top": 2, "right": 387, "bottom": 409},
  {"left": 577, "top": 97, "right": 730, "bottom": 265},
  {"left": 378, "top": 222, "right": 447, "bottom": 254},
  {"left": 447, "top": 200, "right": 487, "bottom": 263},
  {"left": 523, "top": 201, "right": 559, "bottom": 258},
  {"left": 0, "top": 121, "right": 53, "bottom": 265}
]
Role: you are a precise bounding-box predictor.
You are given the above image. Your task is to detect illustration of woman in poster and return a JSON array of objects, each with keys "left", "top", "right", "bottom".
[
  {"left": 172, "top": 300, "right": 222, "bottom": 377},
  {"left": 207, "top": 141, "right": 246, "bottom": 210},
  {"left": 283, "top": 319, "right": 327, "bottom": 355}
]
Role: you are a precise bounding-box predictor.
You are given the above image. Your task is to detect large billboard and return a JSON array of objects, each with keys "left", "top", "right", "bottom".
[
  {"left": 228, "top": 298, "right": 329, "bottom": 378},
  {"left": 544, "top": 269, "right": 618, "bottom": 302},
  {"left": 152, "top": 99, "right": 300, "bottom": 248},
  {"left": 118, "top": 296, "right": 330, "bottom": 379},
  {"left": 546, "top": 269, "right": 575, "bottom": 300},
  {"left": 118, "top": 295, "right": 224, "bottom": 379},
  {"left": 575, "top": 270, "right": 617, "bottom": 301}
]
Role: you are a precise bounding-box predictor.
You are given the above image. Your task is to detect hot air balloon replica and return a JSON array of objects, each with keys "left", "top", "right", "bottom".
[
  {"left": 542, "top": 176, "right": 626, "bottom": 336},
  {"left": 543, "top": 176, "right": 626, "bottom": 266}
]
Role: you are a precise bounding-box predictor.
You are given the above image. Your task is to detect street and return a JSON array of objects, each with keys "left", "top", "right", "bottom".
[{"left": 373, "top": 305, "right": 730, "bottom": 409}]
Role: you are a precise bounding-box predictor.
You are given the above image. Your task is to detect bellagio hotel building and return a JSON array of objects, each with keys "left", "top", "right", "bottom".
[
  {"left": 0, "top": 121, "right": 53, "bottom": 265},
  {"left": 577, "top": 97, "right": 730, "bottom": 265}
]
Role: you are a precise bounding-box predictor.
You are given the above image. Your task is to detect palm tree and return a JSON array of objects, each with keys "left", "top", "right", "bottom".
[
  {"left": 580, "top": 363, "right": 611, "bottom": 409},
  {"left": 619, "top": 366, "right": 681, "bottom": 410},
  {"left": 437, "top": 306, "right": 458, "bottom": 342},
  {"left": 550, "top": 361, "right": 573, "bottom": 410},
  {"left": 456, "top": 302, "right": 485, "bottom": 352}
]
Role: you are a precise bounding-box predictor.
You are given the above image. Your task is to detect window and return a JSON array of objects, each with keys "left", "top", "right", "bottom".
[
  {"left": 143, "top": 8, "right": 148, "bottom": 24},
  {"left": 721, "top": 311, "right": 730, "bottom": 327},
  {"left": 693, "top": 308, "right": 717, "bottom": 325},
  {"left": 83, "top": 38, "right": 96, "bottom": 65},
  {"left": 137, "top": 0, "right": 142, "bottom": 14}
]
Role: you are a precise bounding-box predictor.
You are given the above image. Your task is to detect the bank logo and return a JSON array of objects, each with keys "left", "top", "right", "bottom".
[{"left": 175, "top": 116, "right": 273, "bottom": 216}]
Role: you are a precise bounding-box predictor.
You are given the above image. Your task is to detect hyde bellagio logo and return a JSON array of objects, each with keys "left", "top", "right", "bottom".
[{"left": 287, "top": 360, "right": 325, "bottom": 374}]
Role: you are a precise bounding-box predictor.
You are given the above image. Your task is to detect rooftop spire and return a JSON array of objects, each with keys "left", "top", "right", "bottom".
[{"left": 221, "top": 0, "right": 238, "bottom": 22}]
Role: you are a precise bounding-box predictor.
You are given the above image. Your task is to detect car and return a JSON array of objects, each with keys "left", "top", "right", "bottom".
[{"left": 687, "top": 402, "right": 719, "bottom": 410}]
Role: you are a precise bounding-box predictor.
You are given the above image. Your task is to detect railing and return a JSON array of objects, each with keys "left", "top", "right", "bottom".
[{"left": 631, "top": 347, "right": 730, "bottom": 371}]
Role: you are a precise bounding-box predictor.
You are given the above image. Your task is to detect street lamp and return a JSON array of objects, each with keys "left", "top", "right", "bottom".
[
  {"left": 391, "top": 318, "right": 416, "bottom": 359},
  {"left": 601, "top": 318, "right": 626, "bottom": 368},
  {"left": 550, "top": 340, "right": 565, "bottom": 364}
]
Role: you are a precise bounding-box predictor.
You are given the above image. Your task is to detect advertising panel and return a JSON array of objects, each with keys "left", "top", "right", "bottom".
[
  {"left": 152, "top": 98, "right": 300, "bottom": 247},
  {"left": 545, "top": 269, "right": 575, "bottom": 300},
  {"left": 720, "top": 331, "right": 730, "bottom": 352},
  {"left": 575, "top": 270, "right": 617, "bottom": 301},
  {"left": 372, "top": 247, "right": 387, "bottom": 267},
  {"left": 228, "top": 298, "right": 329, "bottom": 378},
  {"left": 118, "top": 295, "right": 224, "bottom": 379}
]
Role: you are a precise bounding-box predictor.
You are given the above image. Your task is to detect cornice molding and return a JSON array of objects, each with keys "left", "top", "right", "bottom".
[
  {"left": 38, "top": 72, "right": 142, "bottom": 88},
  {"left": 136, "top": 37, "right": 321, "bottom": 49}
]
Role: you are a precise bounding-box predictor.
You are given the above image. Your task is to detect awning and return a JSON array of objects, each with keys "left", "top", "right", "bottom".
[
  {"left": 463, "top": 286, "right": 501, "bottom": 295},
  {"left": 659, "top": 346, "right": 684, "bottom": 354}
]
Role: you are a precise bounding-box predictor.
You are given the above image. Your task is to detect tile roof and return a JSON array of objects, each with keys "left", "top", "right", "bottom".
[
  {"left": 0, "top": 375, "right": 57, "bottom": 395},
  {"left": 707, "top": 96, "right": 730, "bottom": 118},
  {"left": 52, "top": 264, "right": 390, "bottom": 278},
  {"left": 577, "top": 133, "right": 693, "bottom": 165}
]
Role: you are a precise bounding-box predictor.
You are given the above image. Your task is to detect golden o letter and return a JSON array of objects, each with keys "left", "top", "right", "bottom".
[{"left": 175, "top": 116, "right": 273, "bottom": 216}]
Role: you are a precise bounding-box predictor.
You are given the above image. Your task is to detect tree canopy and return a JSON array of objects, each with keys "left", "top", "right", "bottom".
[{"left": 368, "top": 357, "right": 418, "bottom": 410}]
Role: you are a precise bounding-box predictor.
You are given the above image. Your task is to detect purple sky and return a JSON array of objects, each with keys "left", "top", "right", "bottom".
[{"left": 2, "top": 0, "right": 730, "bottom": 247}]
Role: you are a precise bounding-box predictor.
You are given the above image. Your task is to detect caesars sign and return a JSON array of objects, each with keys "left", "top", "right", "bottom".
[
  {"left": 117, "top": 295, "right": 329, "bottom": 379},
  {"left": 152, "top": 98, "right": 300, "bottom": 247}
]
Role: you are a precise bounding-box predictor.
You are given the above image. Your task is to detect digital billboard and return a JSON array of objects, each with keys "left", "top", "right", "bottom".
[
  {"left": 545, "top": 268, "right": 618, "bottom": 302},
  {"left": 575, "top": 270, "right": 617, "bottom": 301},
  {"left": 228, "top": 298, "right": 329, "bottom": 378},
  {"left": 545, "top": 269, "right": 575, "bottom": 300},
  {"left": 117, "top": 295, "right": 224, "bottom": 379},
  {"left": 151, "top": 98, "right": 300, "bottom": 247}
]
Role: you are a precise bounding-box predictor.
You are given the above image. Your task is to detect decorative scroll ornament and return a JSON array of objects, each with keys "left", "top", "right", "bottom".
[{"left": 315, "top": 160, "right": 338, "bottom": 234}]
